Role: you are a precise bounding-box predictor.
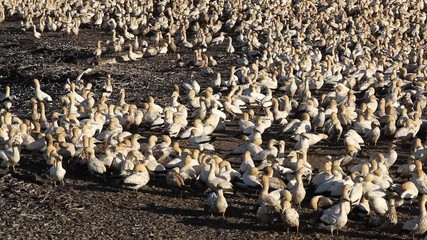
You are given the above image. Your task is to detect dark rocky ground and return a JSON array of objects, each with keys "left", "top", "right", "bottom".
[{"left": 0, "top": 21, "right": 421, "bottom": 239}]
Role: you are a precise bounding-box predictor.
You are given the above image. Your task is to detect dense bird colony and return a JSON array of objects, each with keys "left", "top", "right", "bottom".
[{"left": 0, "top": 0, "right": 427, "bottom": 238}]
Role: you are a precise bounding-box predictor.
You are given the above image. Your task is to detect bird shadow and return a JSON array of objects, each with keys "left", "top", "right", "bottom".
[
  {"left": 140, "top": 204, "right": 205, "bottom": 218},
  {"left": 71, "top": 182, "right": 121, "bottom": 193},
  {"left": 328, "top": 227, "right": 405, "bottom": 240},
  {"left": 180, "top": 211, "right": 289, "bottom": 233},
  {"left": 180, "top": 216, "right": 255, "bottom": 231}
]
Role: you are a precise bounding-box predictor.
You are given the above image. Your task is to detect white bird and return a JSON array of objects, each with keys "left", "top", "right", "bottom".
[
  {"left": 253, "top": 139, "right": 278, "bottom": 162},
  {"left": 242, "top": 167, "right": 262, "bottom": 188},
  {"left": 314, "top": 164, "right": 348, "bottom": 196},
  {"left": 188, "top": 129, "right": 215, "bottom": 151},
  {"left": 0, "top": 138, "right": 21, "bottom": 172},
  {"left": 363, "top": 174, "right": 387, "bottom": 198},
  {"left": 49, "top": 154, "right": 66, "bottom": 186},
  {"left": 402, "top": 194, "right": 427, "bottom": 238},
  {"left": 34, "top": 79, "right": 53, "bottom": 102},
  {"left": 239, "top": 151, "right": 255, "bottom": 174},
  {"left": 319, "top": 185, "right": 352, "bottom": 236},
  {"left": 257, "top": 202, "right": 280, "bottom": 226},
  {"left": 210, "top": 72, "right": 222, "bottom": 90},
  {"left": 74, "top": 68, "right": 93, "bottom": 87},
  {"left": 391, "top": 182, "right": 418, "bottom": 204},
  {"left": 411, "top": 160, "right": 427, "bottom": 194},
  {"left": 33, "top": 25, "right": 41, "bottom": 39},
  {"left": 226, "top": 36, "right": 234, "bottom": 53},
  {"left": 259, "top": 175, "right": 283, "bottom": 208},
  {"left": 218, "top": 160, "right": 241, "bottom": 182},
  {"left": 344, "top": 129, "right": 364, "bottom": 149},
  {"left": 86, "top": 147, "right": 107, "bottom": 178},
  {"left": 352, "top": 195, "right": 370, "bottom": 219},
  {"left": 239, "top": 112, "right": 255, "bottom": 134},
  {"left": 311, "top": 161, "right": 334, "bottom": 188},
  {"left": 0, "top": 85, "right": 14, "bottom": 110},
  {"left": 207, "top": 184, "right": 228, "bottom": 217},
  {"left": 281, "top": 190, "right": 300, "bottom": 235},
  {"left": 368, "top": 195, "right": 389, "bottom": 216},
  {"left": 382, "top": 144, "right": 398, "bottom": 169},
  {"left": 123, "top": 164, "right": 150, "bottom": 190},
  {"left": 223, "top": 96, "right": 243, "bottom": 120},
  {"left": 211, "top": 32, "right": 226, "bottom": 45},
  {"left": 349, "top": 174, "right": 364, "bottom": 205},
  {"left": 294, "top": 133, "right": 328, "bottom": 150},
  {"left": 207, "top": 161, "right": 233, "bottom": 192},
  {"left": 182, "top": 78, "right": 201, "bottom": 95}
]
